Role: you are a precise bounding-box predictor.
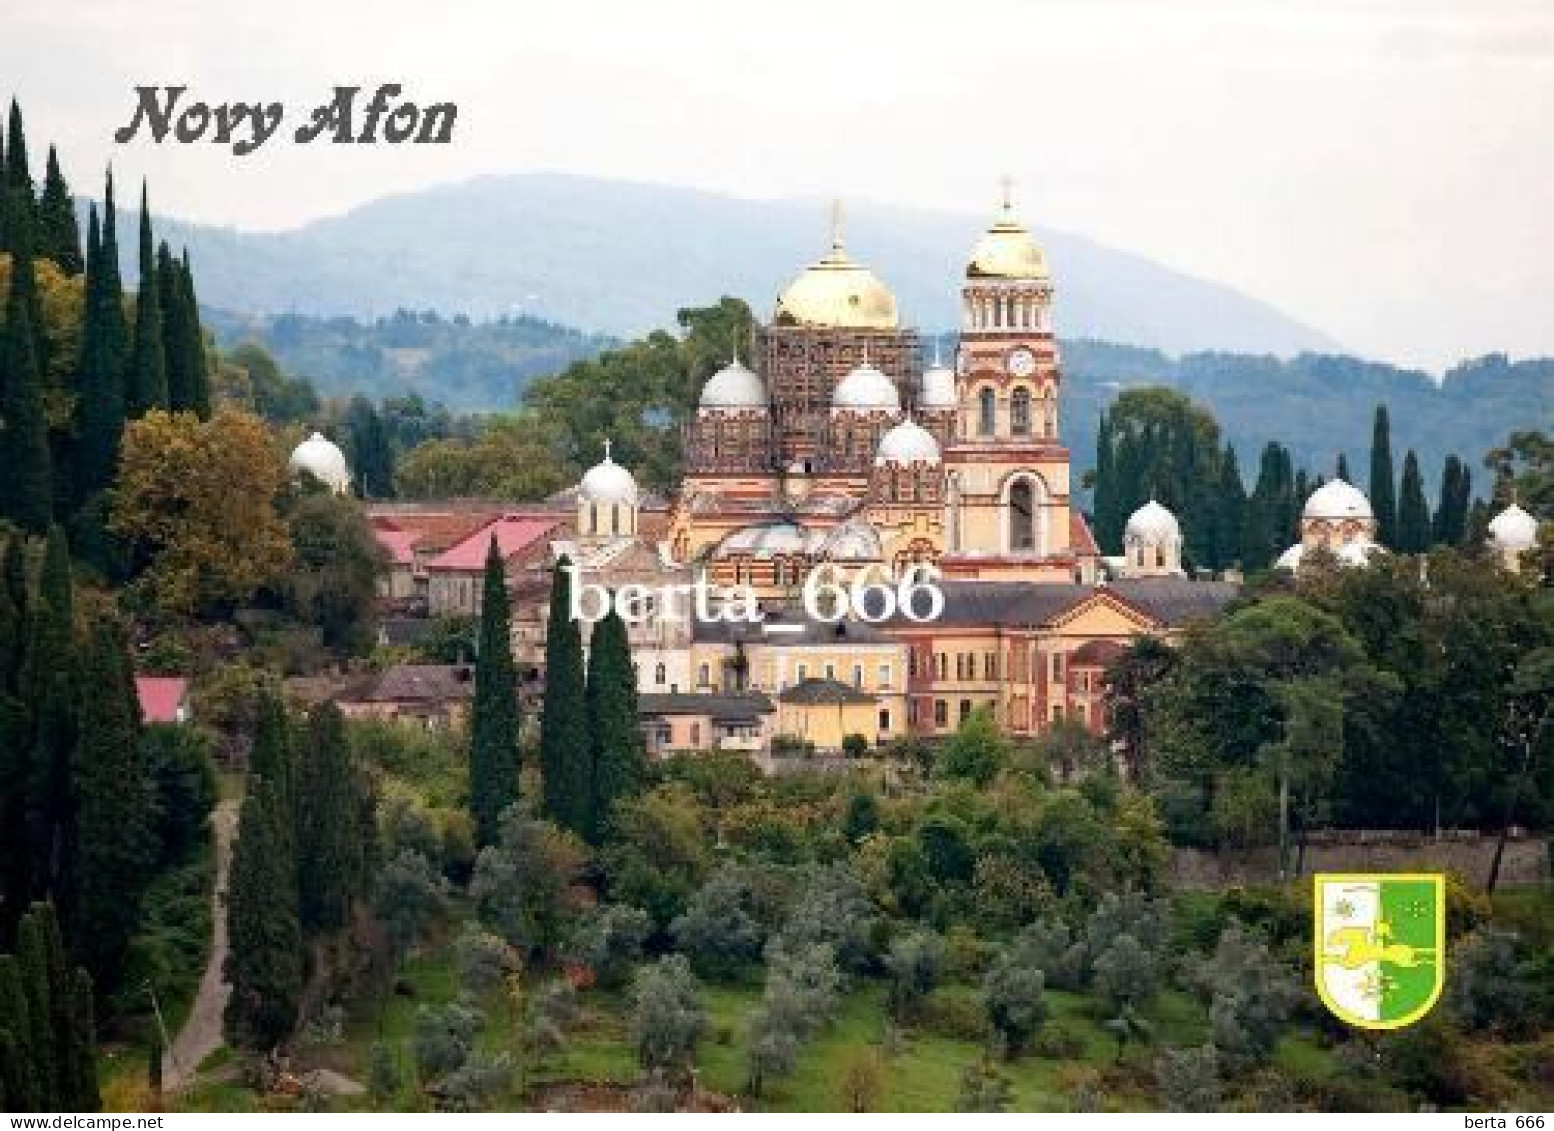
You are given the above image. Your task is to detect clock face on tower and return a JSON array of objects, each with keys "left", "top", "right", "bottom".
[{"left": 1008, "top": 347, "right": 1036, "bottom": 377}]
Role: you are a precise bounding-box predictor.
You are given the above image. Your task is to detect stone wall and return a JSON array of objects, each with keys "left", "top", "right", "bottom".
[{"left": 1170, "top": 834, "right": 1550, "bottom": 890}]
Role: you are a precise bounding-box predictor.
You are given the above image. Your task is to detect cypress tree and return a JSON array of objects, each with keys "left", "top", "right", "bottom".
[
  {"left": 0, "top": 110, "right": 6, "bottom": 246},
  {"left": 37, "top": 147, "right": 82, "bottom": 276},
  {"left": 179, "top": 249, "right": 211, "bottom": 418},
  {"left": 1092, "top": 411, "right": 1117, "bottom": 552},
  {"left": 1397, "top": 449, "right": 1432, "bottom": 553},
  {"left": 0, "top": 953, "right": 39, "bottom": 1110},
  {"left": 1369, "top": 405, "right": 1397, "bottom": 546},
  {"left": 66, "top": 619, "right": 154, "bottom": 994},
  {"left": 469, "top": 535, "right": 519, "bottom": 848},
  {"left": 32, "top": 903, "right": 75, "bottom": 1106},
  {"left": 157, "top": 241, "right": 195, "bottom": 412},
  {"left": 1215, "top": 444, "right": 1247, "bottom": 569},
  {"left": 1243, "top": 442, "right": 1293, "bottom": 571},
  {"left": 223, "top": 778, "right": 301, "bottom": 1050},
  {"left": 4, "top": 101, "right": 31, "bottom": 197},
  {"left": 20, "top": 537, "right": 76, "bottom": 904},
  {"left": 100, "top": 172, "right": 128, "bottom": 346},
  {"left": 248, "top": 692, "right": 295, "bottom": 825},
  {"left": 15, "top": 908, "right": 56, "bottom": 1102},
  {"left": 126, "top": 182, "right": 167, "bottom": 415},
  {"left": 65, "top": 967, "right": 99, "bottom": 1111},
  {"left": 75, "top": 207, "right": 120, "bottom": 501},
  {"left": 539, "top": 556, "right": 591, "bottom": 839},
  {"left": 0, "top": 906, "right": 97, "bottom": 1111},
  {"left": 585, "top": 608, "right": 644, "bottom": 843},
  {"left": 1433, "top": 454, "right": 1471, "bottom": 547},
  {"left": 0, "top": 541, "right": 28, "bottom": 926},
  {"left": 0, "top": 206, "right": 54, "bottom": 532},
  {"left": 1452, "top": 459, "right": 1472, "bottom": 544},
  {"left": 1293, "top": 468, "right": 1312, "bottom": 541},
  {"left": 297, "top": 702, "right": 356, "bottom": 937},
  {"left": 1336, "top": 452, "right": 1351, "bottom": 482},
  {"left": 3, "top": 101, "right": 34, "bottom": 248}
]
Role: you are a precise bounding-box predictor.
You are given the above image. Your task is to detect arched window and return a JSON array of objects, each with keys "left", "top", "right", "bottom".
[
  {"left": 654, "top": 662, "right": 666, "bottom": 685},
  {"left": 589, "top": 503, "right": 598, "bottom": 534},
  {"left": 611, "top": 504, "right": 621, "bottom": 535},
  {"left": 1011, "top": 388, "right": 1032, "bottom": 436},
  {"left": 978, "top": 388, "right": 996, "bottom": 437},
  {"left": 1009, "top": 478, "right": 1037, "bottom": 552}
]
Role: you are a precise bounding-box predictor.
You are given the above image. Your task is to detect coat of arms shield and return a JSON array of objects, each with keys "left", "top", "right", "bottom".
[{"left": 1314, "top": 873, "right": 1445, "bottom": 1030}]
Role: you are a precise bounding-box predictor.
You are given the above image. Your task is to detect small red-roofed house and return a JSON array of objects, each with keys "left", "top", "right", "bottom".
[
  {"left": 427, "top": 514, "right": 565, "bottom": 618},
  {"left": 136, "top": 676, "right": 191, "bottom": 724},
  {"left": 374, "top": 525, "right": 423, "bottom": 602}
]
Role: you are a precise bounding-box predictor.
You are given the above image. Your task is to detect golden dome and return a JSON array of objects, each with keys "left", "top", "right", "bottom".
[
  {"left": 967, "top": 183, "right": 1048, "bottom": 280},
  {"left": 774, "top": 203, "right": 899, "bottom": 330}
]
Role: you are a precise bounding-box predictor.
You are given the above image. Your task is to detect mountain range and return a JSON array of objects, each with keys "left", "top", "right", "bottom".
[{"left": 115, "top": 174, "right": 1340, "bottom": 357}]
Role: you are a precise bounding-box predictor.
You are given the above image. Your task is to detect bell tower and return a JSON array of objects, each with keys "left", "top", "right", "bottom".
[
  {"left": 941, "top": 182, "right": 1082, "bottom": 582},
  {"left": 955, "top": 178, "right": 1060, "bottom": 443}
]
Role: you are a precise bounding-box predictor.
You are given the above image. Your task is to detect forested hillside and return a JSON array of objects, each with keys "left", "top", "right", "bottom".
[
  {"left": 212, "top": 308, "right": 1551, "bottom": 499},
  {"left": 1056, "top": 341, "right": 1552, "bottom": 498},
  {"left": 204, "top": 307, "right": 610, "bottom": 412}
]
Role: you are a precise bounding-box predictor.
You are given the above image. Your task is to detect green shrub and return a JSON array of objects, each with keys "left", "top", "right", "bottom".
[
  {"left": 1030, "top": 1022, "right": 1087, "bottom": 1060},
  {"left": 919, "top": 985, "right": 991, "bottom": 1043},
  {"left": 942, "top": 925, "right": 996, "bottom": 982}
]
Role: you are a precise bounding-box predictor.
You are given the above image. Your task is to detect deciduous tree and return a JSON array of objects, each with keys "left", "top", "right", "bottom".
[{"left": 110, "top": 408, "right": 293, "bottom": 615}]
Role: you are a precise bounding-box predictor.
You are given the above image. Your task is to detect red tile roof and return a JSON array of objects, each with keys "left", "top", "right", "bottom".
[
  {"left": 428, "top": 515, "right": 561, "bottom": 572},
  {"left": 369, "top": 509, "right": 504, "bottom": 557},
  {"left": 375, "top": 527, "right": 420, "bottom": 566},
  {"left": 136, "top": 676, "right": 189, "bottom": 723}
]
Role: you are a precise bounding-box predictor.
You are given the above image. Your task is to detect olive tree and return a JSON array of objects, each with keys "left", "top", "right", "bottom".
[{"left": 628, "top": 956, "right": 707, "bottom": 1082}]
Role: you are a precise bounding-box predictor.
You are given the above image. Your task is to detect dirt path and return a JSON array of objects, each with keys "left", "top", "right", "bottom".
[{"left": 166, "top": 797, "right": 240, "bottom": 1090}]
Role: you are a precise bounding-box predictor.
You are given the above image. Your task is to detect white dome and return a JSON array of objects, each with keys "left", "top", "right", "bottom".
[
  {"left": 814, "top": 520, "right": 883, "bottom": 561},
  {"left": 578, "top": 447, "right": 638, "bottom": 505},
  {"left": 715, "top": 521, "right": 810, "bottom": 558},
  {"left": 1489, "top": 503, "right": 1538, "bottom": 551},
  {"left": 832, "top": 362, "right": 901, "bottom": 413},
  {"left": 288, "top": 431, "right": 351, "bottom": 494},
  {"left": 1304, "top": 478, "right": 1373, "bottom": 521},
  {"left": 920, "top": 363, "right": 957, "bottom": 410},
  {"left": 1275, "top": 544, "right": 1305, "bottom": 572},
  {"left": 1124, "top": 500, "right": 1181, "bottom": 545},
  {"left": 699, "top": 357, "right": 766, "bottom": 410},
  {"left": 875, "top": 418, "right": 941, "bottom": 465}
]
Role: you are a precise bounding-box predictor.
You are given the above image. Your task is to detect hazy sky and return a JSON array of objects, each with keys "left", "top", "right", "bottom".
[{"left": 6, "top": 0, "right": 1553, "bottom": 371}]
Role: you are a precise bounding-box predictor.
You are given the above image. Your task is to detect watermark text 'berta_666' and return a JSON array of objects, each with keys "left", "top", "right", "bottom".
[{"left": 567, "top": 561, "right": 946, "bottom": 627}]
